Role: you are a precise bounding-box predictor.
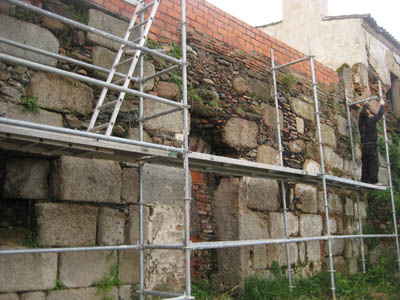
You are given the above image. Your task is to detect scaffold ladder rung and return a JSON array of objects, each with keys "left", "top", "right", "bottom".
[{"left": 87, "top": 0, "right": 161, "bottom": 136}]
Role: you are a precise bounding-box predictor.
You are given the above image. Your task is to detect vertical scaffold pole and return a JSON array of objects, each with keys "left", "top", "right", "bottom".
[
  {"left": 271, "top": 49, "right": 293, "bottom": 288},
  {"left": 345, "top": 90, "right": 367, "bottom": 273},
  {"left": 181, "top": 0, "right": 192, "bottom": 298},
  {"left": 378, "top": 81, "right": 400, "bottom": 272},
  {"left": 308, "top": 41, "right": 336, "bottom": 300},
  {"left": 138, "top": 7, "right": 145, "bottom": 300}
]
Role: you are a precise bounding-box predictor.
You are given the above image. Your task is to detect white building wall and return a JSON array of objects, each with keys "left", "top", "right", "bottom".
[
  {"left": 366, "top": 29, "right": 397, "bottom": 85},
  {"left": 259, "top": 0, "right": 368, "bottom": 72},
  {"left": 259, "top": 0, "right": 400, "bottom": 86}
]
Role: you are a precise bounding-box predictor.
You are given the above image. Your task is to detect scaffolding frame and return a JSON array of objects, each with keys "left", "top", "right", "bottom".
[{"left": 0, "top": 1, "right": 399, "bottom": 299}]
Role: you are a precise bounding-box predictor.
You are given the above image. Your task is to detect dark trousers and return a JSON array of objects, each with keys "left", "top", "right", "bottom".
[{"left": 361, "top": 143, "right": 379, "bottom": 184}]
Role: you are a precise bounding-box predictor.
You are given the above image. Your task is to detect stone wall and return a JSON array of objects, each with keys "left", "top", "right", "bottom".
[
  {"left": 0, "top": 1, "right": 187, "bottom": 298},
  {"left": 0, "top": 0, "right": 399, "bottom": 298},
  {"left": 185, "top": 30, "right": 370, "bottom": 287}
]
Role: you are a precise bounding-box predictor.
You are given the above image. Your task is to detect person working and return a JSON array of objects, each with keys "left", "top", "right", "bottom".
[{"left": 358, "top": 99, "right": 385, "bottom": 184}]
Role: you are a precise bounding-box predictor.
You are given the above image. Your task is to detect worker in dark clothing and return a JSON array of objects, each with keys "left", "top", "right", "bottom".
[{"left": 358, "top": 99, "right": 385, "bottom": 184}]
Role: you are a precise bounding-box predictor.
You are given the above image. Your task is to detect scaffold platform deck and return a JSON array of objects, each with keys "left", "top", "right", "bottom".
[{"left": 0, "top": 118, "right": 386, "bottom": 192}]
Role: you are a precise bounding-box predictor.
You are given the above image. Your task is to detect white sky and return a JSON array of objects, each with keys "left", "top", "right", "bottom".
[{"left": 206, "top": 0, "right": 400, "bottom": 42}]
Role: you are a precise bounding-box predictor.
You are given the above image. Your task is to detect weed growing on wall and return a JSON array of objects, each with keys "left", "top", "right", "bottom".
[
  {"left": 189, "top": 89, "right": 204, "bottom": 105},
  {"left": 9, "top": 6, "right": 28, "bottom": 21},
  {"left": 169, "top": 44, "right": 182, "bottom": 59},
  {"left": 55, "top": 277, "right": 67, "bottom": 290},
  {"left": 23, "top": 97, "right": 40, "bottom": 113},
  {"left": 19, "top": 231, "right": 41, "bottom": 248},
  {"left": 281, "top": 73, "right": 296, "bottom": 92},
  {"left": 170, "top": 72, "right": 182, "bottom": 89},
  {"left": 95, "top": 262, "right": 122, "bottom": 300},
  {"left": 68, "top": 5, "right": 88, "bottom": 24}
]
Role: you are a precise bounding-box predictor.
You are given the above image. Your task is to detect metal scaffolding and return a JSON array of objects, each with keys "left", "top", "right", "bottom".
[{"left": 0, "top": 0, "right": 399, "bottom": 299}]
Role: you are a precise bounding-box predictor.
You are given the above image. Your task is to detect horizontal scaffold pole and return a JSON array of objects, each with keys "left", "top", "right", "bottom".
[
  {"left": 347, "top": 96, "right": 379, "bottom": 106},
  {"left": 0, "top": 53, "right": 182, "bottom": 109},
  {"left": 4, "top": 0, "right": 182, "bottom": 66},
  {"left": 272, "top": 56, "right": 310, "bottom": 70}
]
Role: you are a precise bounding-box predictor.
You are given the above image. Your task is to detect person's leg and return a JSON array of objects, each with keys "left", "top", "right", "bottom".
[
  {"left": 361, "top": 148, "right": 369, "bottom": 183},
  {"left": 368, "top": 145, "right": 379, "bottom": 184}
]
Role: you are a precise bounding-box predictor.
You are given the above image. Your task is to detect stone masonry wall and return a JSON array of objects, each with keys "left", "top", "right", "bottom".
[
  {"left": 0, "top": 1, "right": 188, "bottom": 298},
  {"left": 184, "top": 30, "right": 368, "bottom": 287},
  {"left": 0, "top": 0, "right": 398, "bottom": 298}
]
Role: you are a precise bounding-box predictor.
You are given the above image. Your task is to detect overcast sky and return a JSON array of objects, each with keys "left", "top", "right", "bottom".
[{"left": 206, "top": 0, "right": 400, "bottom": 42}]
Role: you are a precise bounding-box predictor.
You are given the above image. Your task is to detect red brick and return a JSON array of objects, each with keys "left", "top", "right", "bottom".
[
  {"left": 158, "top": 11, "right": 172, "bottom": 24},
  {"left": 167, "top": 7, "right": 181, "bottom": 20},
  {"left": 150, "top": 25, "right": 161, "bottom": 35},
  {"left": 191, "top": 171, "right": 205, "bottom": 185},
  {"left": 192, "top": 6, "right": 204, "bottom": 18},
  {"left": 103, "top": 2, "right": 119, "bottom": 13},
  {"left": 214, "top": 18, "right": 225, "bottom": 28},
  {"left": 203, "top": 13, "right": 214, "bottom": 24},
  {"left": 124, "top": 3, "right": 135, "bottom": 14},
  {"left": 196, "top": 15, "right": 207, "bottom": 26}
]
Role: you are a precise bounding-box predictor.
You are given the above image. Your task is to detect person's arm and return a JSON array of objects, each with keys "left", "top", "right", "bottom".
[{"left": 370, "top": 102, "right": 385, "bottom": 122}]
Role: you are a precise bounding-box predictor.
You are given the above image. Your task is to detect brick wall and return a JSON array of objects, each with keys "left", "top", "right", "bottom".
[
  {"left": 88, "top": 0, "right": 339, "bottom": 86},
  {"left": 190, "top": 170, "right": 216, "bottom": 279}
]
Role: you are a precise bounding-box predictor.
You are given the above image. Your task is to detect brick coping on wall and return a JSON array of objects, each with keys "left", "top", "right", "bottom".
[{"left": 89, "top": 0, "right": 339, "bottom": 86}]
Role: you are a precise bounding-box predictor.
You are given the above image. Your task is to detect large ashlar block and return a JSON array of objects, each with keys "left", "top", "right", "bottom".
[
  {"left": 0, "top": 251, "right": 57, "bottom": 293},
  {"left": 20, "top": 291, "right": 46, "bottom": 300},
  {"left": 331, "top": 239, "right": 345, "bottom": 256},
  {"left": 121, "top": 168, "right": 139, "bottom": 203},
  {"left": 348, "top": 258, "right": 358, "bottom": 275},
  {"left": 29, "top": 72, "right": 93, "bottom": 115},
  {"left": 306, "top": 241, "right": 321, "bottom": 262},
  {"left": 290, "top": 97, "right": 315, "bottom": 121},
  {"left": 300, "top": 214, "right": 323, "bottom": 237},
  {"left": 142, "top": 164, "right": 186, "bottom": 207},
  {"left": 97, "top": 207, "right": 126, "bottom": 245},
  {"left": 223, "top": 118, "right": 258, "bottom": 149},
  {"left": 261, "top": 103, "right": 283, "bottom": 130},
  {"left": 127, "top": 205, "right": 149, "bottom": 244},
  {"left": 119, "top": 250, "right": 139, "bottom": 284},
  {"left": 36, "top": 203, "right": 97, "bottom": 247},
  {"left": 0, "top": 14, "right": 58, "bottom": 66},
  {"left": 269, "top": 212, "right": 299, "bottom": 238},
  {"left": 337, "top": 115, "right": 349, "bottom": 137},
  {"left": 0, "top": 294, "right": 18, "bottom": 300},
  {"left": 319, "top": 124, "right": 337, "bottom": 148},
  {"left": 246, "top": 177, "right": 280, "bottom": 212},
  {"left": 50, "top": 157, "right": 121, "bottom": 203},
  {"left": 91, "top": 46, "right": 155, "bottom": 92},
  {"left": 144, "top": 204, "right": 185, "bottom": 290},
  {"left": 303, "top": 159, "right": 321, "bottom": 174},
  {"left": 3, "top": 158, "right": 50, "bottom": 200},
  {"left": 214, "top": 178, "right": 242, "bottom": 287},
  {"left": 266, "top": 243, "right": 298, "bottom": 267},
  {"left": 295, "top": 184, "right": 318, "bottom": 213},
  {"left": 120, "top": 285, "right": 135, "bottom": 300},
  {"left": 333, "top": 256, "right": 346, "bottom": 274},
  {"left": 46, "top": 287, "right": 118, "bottom": 300},
  {"left": 59, "top": 251, "right": 116, "bottom": 288},
  {"left": 345, "top": 197, "right": 354, "bottom": 216},
  {"left": 256, "top": 144, "right": 280, "bottom": 165},
  {"left": 248, "top": 78, "right": 271, "bottom": 100},
  {"left": 328, "top": 193, "right": 343, "bottom": 213},
  {"left": 143, "top": 100, "right": 184, "bottom": 134},
  {"left": 87, "top": 9, "right": 132, "bottom": 51},
  {"left": 239, "top": 211, "right": 270, "bottom": 272},
  {"left": 0, "top": 102, "right": 63, "bottom": 127},
  {"left": 323, "top": 146, "right": 344, "bottom": 170}
]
